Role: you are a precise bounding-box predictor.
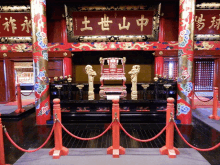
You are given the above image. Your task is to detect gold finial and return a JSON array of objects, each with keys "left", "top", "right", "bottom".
[
  {"left": 60, "top": 76, "right": 63, "bottom": 80},
  {"left": 159, "top": 51, "right": 163, "bottom": 55},
  {"left": 67, "top": 75, "right": 72, "bottom": 83},
  {"left": 54, "top": 76, "right": 58, "bottom": 81},
  {"left": 76, "top": 84, "right": 84, "bottom": 90},
  {"left": 99, "top": 57, "right": 104, "bottom": 64},
  {"left": 123, "top": 57, "right": 126, "bottom": 64},
  {"left": 49, "top": 78, "right": 51, "bottom": 83},
  {"left": 154, "top": 76, "right": 158, "bottom": 82},
  {"left": 152, "top": 52, "right": 155, "bottom": 56},
  {"left": 141, "top": 84, "right": 150, "bottom": 89}
]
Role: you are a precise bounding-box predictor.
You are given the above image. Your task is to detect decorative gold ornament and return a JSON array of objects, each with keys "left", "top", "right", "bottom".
[
  {"left": 152, "top": 52, "right": 155, "bottom": 56},
  {"left": 154, "top": 76, "right": 158, "bottom": 82},
  {"left": 159, "top": 51, "right": 163, "bottom": 55},
  {"left": 54, "top": 76, "right": 58, "bottom": 81},
  {"left": 1, "top": 45, "right": 7, "bottom": 50},
  {"left": 67, "top": 75, "right": 72, "bottom": 83},
  {"left": 76, "top": 84, "right": 84, "bottom": 90},
  {"left": 141, "top": 84, "right": 150, "bottom": 90},
  {"left": 163, "top": 84, "right": 171, "bottom": 89},
  {"left": 3, "top": 53, "right": 7, "bottom": 57},
  {"left": 63, "top": 52, "right": 68, "bottom": 56},
  {"left": 60, "top": 76, "right": 63, "bottom": 80}
]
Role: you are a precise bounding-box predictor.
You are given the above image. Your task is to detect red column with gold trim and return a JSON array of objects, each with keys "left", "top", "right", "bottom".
[
  {"left": 63, "top": 57, "right": 72, "bottom": 77},
  {"left": 155, "top": 56, "right": 164, "bottom": 77},
  {"left": 31, "top": 0, "right": 50, "bottom": 125},
  {"left": 177, "top": 0, "right": 195, "bottom": 124}
]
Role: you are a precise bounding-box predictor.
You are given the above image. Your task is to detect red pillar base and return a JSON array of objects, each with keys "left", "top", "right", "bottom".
[
  {"left": 209, "top": 115, "right": 220, "bottom": 120},
  {"left": 107, "top": 146, "right": 125, "bottom": 158},
  {"left": 14, "top": 108, "right": 25, "bottom": 113},
  {"left": 49, "top": 146, "right": 69, "bottom": 159},
  {"left": 159, "top": 146, "right": 180, "bottom": 158}
]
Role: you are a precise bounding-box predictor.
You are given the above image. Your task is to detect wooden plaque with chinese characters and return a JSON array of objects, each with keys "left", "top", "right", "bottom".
[
  {"left": 195, "top": 10, "right": 220, "bottom": 34},
  {"left": 195, "top": 9, "right": 220, "bottom": 40},
  {"left": 73, "top": 11, "right": 154, "bottom": 36},
  {"left": 0, "top": 13, "right": 31, "bottom": 37},
  {"left": 67, "top": 5, "right": 160, "bottom": 42}
]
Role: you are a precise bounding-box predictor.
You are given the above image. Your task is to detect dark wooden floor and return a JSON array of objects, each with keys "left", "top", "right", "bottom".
[{"left": 2, "top": 112, "right": 220, "bottom": 165}]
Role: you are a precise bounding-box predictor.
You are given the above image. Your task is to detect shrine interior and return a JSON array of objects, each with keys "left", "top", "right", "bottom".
[{"left": 0, "top": 0, "right": 220, "bottom": 164}]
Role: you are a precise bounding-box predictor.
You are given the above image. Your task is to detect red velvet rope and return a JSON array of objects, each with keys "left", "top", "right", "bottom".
[
  {"left": 58, "top": 120, "right": 113, "bottom": 140},
  {"left": 192, "top": 91, "right": 213, "bottom": 102},
  {"left": 4, "top": 123, "right": 55, "bottom": 153},
  {"left": 118, "top": 121, "right": 170, "bottom": 142},
  {"left": 174, "top": 122, "right": 220, "bottom": 151},
  {"left": 20, "top": 86, "right": 35, "bottom": 96}
]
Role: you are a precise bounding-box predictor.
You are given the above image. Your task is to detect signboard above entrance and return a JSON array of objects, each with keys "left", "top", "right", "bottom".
[
  {"left": 66, "top": 5, "right": 160, "bottom": 42},
  {"left": 195, "top": 3, "right": 220, "bottom": 41},
  {"left": 72, "top": 11, "right": 154, "bottom": 36}
]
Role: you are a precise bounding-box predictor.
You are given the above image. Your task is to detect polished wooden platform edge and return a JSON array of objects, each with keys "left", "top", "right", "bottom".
[{"left": 0, "top": 104, "right": 35, "bottom": 120}]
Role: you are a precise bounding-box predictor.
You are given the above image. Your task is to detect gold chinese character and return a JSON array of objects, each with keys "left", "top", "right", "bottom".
[
  {"left": 98, "top": 14, "right": 112, "bottom": 31},
  {"left": 2, "top": 17, "right": 17, "bottom": 33},
  {"left": 136, "top": 15, "right": 149, "bottom": 32},
  {"left": 80, "top": 16, "right": 93, "bottom": 31},
  {"left": 195, "top": 14, "right": 205, "bottom": 31},
  {"left": 118, "top": 17, "right": 130, "bottom": 30},
  {"left": 209, "top": 15, "right": 220, "bottom": 30},
  {"left": 21, "top": 16, "right": 31, "bottom": 33}
]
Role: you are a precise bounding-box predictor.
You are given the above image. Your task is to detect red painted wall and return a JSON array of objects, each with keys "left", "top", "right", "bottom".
[
  {"left": 161, "top": 3, "right": 179, "bottom": 41},
  {"left": 47, "top": 20, "right": 63, "bottom": 43},
  {"left": 4, "top": 59, "right": 16, "bottom": 102},
  {"left": 47, "top": 5, "right": 65, "bottom": 43}
]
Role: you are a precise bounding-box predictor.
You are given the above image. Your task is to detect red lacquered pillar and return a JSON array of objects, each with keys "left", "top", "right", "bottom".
[
  {"left": 155, "top": 56, "right": 164, "bottom": 77},
  {"left": 30, "top": 0, "right": 50, "bottom": 125},
  {"left": 177, "top": 0, "right": 195, "bottom": 124},
  {"left": 63, "top": 57, "right": 72, "bottom": 77}
]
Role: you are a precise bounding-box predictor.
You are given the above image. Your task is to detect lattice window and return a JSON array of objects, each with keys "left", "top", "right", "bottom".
[
  {"left": 194, "top": 60, "right": 214, "bottom": 91},
  {"left": 163, "top": 61, "right": 178, "bottom": 79}
]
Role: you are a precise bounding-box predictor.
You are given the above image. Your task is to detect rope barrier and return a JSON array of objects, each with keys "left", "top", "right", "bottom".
[
  {"left": 58, "top": 120, "right": 113, "bottom": 141},
  {"left": 174, "top": 122, "right": 220, "bottom": 151},
  {"left": 3, "top": 123, "right": 55, "bottom": 153},
  {"left": 192, "top": 91, "right": 213, "bottom": 102},
  {"left": 118, "top": 121, "right": 170, "bottom": 142},
  {"left": 21, "top": 86, "right": 34, "bottom": 96}
]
